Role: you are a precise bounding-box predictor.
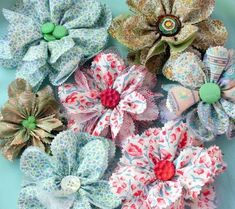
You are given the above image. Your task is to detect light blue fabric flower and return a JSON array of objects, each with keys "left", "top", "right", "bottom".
[
  {"left": 18, "top": 130, "right": 121, "bottom": 209},
  {"left": 0, "top": 0, "right": 112, "bottom": 88}
]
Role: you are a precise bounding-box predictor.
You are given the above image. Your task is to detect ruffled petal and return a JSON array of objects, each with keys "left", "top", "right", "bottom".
[
  {"left": 110, "top": 107, "right": 124, "bottom": 139},
  {"left": 172, "top": 52, "right": 206, "bottom": 89},
  {"left": 147, "top": 181, "right": 183, "bottom": 209},
  {"left": 174, "top": 147, "right": 213, "bottom": 199},
  {"left": 193, "top": 20, "right": 228, "bottom": 51},
  {"left": 162, "top": 24, "right": 198, "bottom": 53},
  {"left": 48, "top": 37, "right": 75, "bottom": 63},
  {"left": 3, "top": 9, "right": 41, "bottom": 53},
  {"left": 203, "top": 47, "right": 231, "bottom": 82},
  {"left": 113, "top": 65, "right": 146, "bottom": 96},
  {"left": 82, "top": 181, "right": 121, "bottom": 208},
  {"left": 172, "top": 0, "right": 215, "bottom": 24},
  {"left": 109, "top": 14, "right": 157, "bottom": 50},
  {"left": 167, "top": 86, "right": 200, "bottom": 116},
  {"left": 20, "top": 147, "right": 53, "bottom": 181},
  {"left": 62, "top": 0, "right": 102, "bottom": 28},
  {"left": 220, "top": 98, "right": 235, "bottom": 119},
  {"left": 91, "top": 52, "right": 126, "bottom": 89},
  {"left": 110, "top": 166, "right": 153, "bottom": 200},
  {"left": 18, "top": 185, "right": 46, "bottom": 209}
]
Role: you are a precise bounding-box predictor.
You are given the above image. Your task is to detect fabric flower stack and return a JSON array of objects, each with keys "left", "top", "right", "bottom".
[{"left": 0, "top": 0, "right": 234, "bottom": 209}]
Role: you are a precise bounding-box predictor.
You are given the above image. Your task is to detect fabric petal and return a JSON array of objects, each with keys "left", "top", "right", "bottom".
[
  {"left": 193, "top": 20, "right": 228, "bottom": 51},
  {"left": 113, "top": 65, "right": 146, "bottom": 96},
  {"left": 122, "top": 198, "right": 150, "bottom": 209},
  {"left": 91, "top": 52, "right": 126, "bottom": 88},
  {"left": 71, "top": 195, "right": 91, "bottom": 209},
  {"left": 62, "top": 0, "right": 102, "bottom": 28},
  {"left": 172, "top": 52, "right": 206, "bottom": 89},
  {"left": 82, "top": 181, "right": 121, "bottom": 208},
  {"left": 174, "top": 147, "right": 213, "bottom": 199},
  {"left": 48, "top": 37, "right": 75, "bottom": 63},
  {"left": 109, "top": 14, "right": 157, "bottom": 50},
  {"left": 162, "top": 24, "right": 198, "bottom": 53},
  {"left": 223, "top": 87, "right": 235, "bottom": 102},
  {"left": 18, "top": 185, "right": 46, "bottom": 209},
  {"left": 220, "top": 98, "right": 235, "bottom": 119},
  {"left": 147, "top": 181, "right": 183, "bottom": 209},
  {"left": 110, "top": 166, "right": 153, "bottom": 200},
  {"left": 110, "top": 107, "right": 124, "bottom": 139},
  {"left": 20, "top": 147, "right": 53, "bottom": 181},
  {"left": 172, "top": 0, "right": 215, "bottom": 24},
  {"left": 220, "top": 61, "right": 235, "bottom": 90},
  {"left": 203, "top": 47, "right": 231, "bottom": 82},
  {"left": 3, "top": 9, "right": 42, "bottom": 53},
  {"left": 167, "top": 86, "right": 200, "bottom": 116}
]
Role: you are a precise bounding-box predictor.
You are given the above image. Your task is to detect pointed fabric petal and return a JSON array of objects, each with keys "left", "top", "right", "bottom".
[
  {"left": 113, "top": 66, "right": 146, "bottom": 96},
  {"left": 122, "top": 198, "right": 150, "bottom": 209},
  {"left": 18, "top": 186, "right": 46, "bottom": 209},
  {"left": 48, "top": 37, "right": 75, "bottom": 63},
  {"left": 162, "top": 24, "right": 198, "bottom": 53},
  {"left": 36, "top": 115, "right": 63, "bottom": 132},
  {"left": 110, "top": 166, "right": 153, "bottom": 200},
  {"left": 203, "top": 47, "right": 230, "bottom": 82},
  {"left": 110, "top": 107, "right": 124, "bottom": 139},
  {"left": 109, "top": 14, "right": 157, "bottom": 51},
  {"left": 147, "top": 181, "right": 183, "bottom": 209},
  {"left": 91, "top": 52, "right": 126, "bottom": 89},
  {"left": 222, "top": 86, "right": 235, "bottom": 101},
  {"left": 20, "top": 147, "right": 53, "bottom": 181},
  {"left": 187, "top": 109, "right": 216, "bottom": 142},
  {"left": 3, "top": 9, "right": 42, "bottom": 53},
  {"left": 220, "top": 61, "right": 235, "bottom": 90},
  {"left": 193, "top": 20, "right": 228, "bottom": 51},
  {"left": 167, "top": 86, "right": 200, "bottom": 116},
  {"left": 76, "top": 140, "right": 109, "bottom": 184},
  {"left": 197, "top": 102, "right": 230, "bottom": 135},
  {"left": 83, "top": 181, "right": 121, "bottom": 208},
  {"left": 74, "top": 70, "right": 97, "bottom": 91},
  {"left": 62, "top": 0, "right": 102, "bottom": 28},
  {"left": 172, "top": 0, "right": 215, "bottom": 24},
  {"left": 174, "top": 147, "right": 213, "bottom": 199},
  {"left": 127, "top": 0, "right": 165, "bottom": 19},
  {"left": 172, "top": 52, "right": 206, "bottom": 89},
  {"left": 0, "top": 121, "right": 20, "bottom": 138},
  {"left": 220, "top": 98, "right": 235, "bottom": 119}
]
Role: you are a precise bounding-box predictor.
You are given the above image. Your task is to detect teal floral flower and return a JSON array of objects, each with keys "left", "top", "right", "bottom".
[
  {"left": 0, "top": 0, "right": 111, "bottom": 88},
  {"left": 18, "top": 130, "right": 121, "bottom": 209}
]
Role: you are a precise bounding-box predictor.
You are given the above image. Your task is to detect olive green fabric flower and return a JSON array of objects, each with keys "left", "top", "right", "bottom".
[
  {"left": 0, "top": 79, "right": 63, "bottom": 160},
  {"left": 110, "top": 0, "right": 228, "bottom": 75}
]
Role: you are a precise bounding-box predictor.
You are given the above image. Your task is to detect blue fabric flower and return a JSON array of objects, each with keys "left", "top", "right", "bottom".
[
  {"left": 0, "top": 0, "right": 112, "bottom": 88},
  {"left": 18, "top": 130, "right": 121, "bottom": 209}
]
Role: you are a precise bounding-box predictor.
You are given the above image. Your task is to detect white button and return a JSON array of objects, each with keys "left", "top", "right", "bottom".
[{"left": 60, "top": 175, "right": 81, "bottom": 195}]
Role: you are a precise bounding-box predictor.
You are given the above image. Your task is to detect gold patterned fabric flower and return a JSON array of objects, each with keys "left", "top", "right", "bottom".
[
  {"left": 0, "top": 79, "right": 63, "bottom": 160},
  {"left": 109, "top": 0, "right": 228, "bottom": 75}
]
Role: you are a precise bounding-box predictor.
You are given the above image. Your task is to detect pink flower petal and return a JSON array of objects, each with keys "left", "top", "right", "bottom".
[{"left": 110, "top": 106, "right": 124, "bottom": 138}]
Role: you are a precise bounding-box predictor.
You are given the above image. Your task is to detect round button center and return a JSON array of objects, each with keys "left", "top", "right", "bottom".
[
  {"left": 199, "top": 83, "right": 221, "bottom": 104},
  {"left": 22, "top": 116, "right": 37, "bottom": 130},
  {"left": 100, "top": 89, "right": 121, "bottom": 109},
  {"left": 61, "top": 175, "right": 81, "bottom": 195},
  {"left": 157, "top": 15, "right": 181, "bottom": 37},
  {"left": 154, "top": 160, "right": 175, "bottom": 181}
]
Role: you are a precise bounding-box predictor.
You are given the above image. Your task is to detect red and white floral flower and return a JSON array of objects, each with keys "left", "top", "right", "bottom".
[
  {"left": 110, "top": 121, "right": 226, "bottom": 209},
  {"left": 58, "top": 52, "right": 160, "bottom": 142}
]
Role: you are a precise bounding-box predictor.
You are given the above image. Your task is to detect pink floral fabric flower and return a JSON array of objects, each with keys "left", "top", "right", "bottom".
[
  {"left": 58, "top": 52, "right": 160, "bottom": 142},
  {"left": 110, "top": 121, "right": 226, "bottom": 209}
]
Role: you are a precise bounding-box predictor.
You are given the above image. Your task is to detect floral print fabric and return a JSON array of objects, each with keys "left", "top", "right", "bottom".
[
  {"left": 110, "top": 121, "right": 226, "bottom": 209},
  {"left": 58, "top": 52, "right": 160, "bottom": 142},
  {"left": 166, "top": 47, "right": 235, "bottom": 141}
]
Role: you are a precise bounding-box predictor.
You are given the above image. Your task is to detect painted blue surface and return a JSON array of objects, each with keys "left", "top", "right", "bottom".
[{"left": 0, "top": 0, "right": 234, "bottom": 209}]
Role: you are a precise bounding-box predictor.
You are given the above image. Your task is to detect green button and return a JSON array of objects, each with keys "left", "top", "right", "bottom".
[
  {"left": 22, "top": 116, "right": 37, "bottom": 130},
  {"left": 199, "top": 83, "right": 221, "bottom": 104},
  {"left": 44, "top": 34, "right": 57, "bottom": 42},
  {"left": 41, "top": 22, "right": 55, "bottom": 34},
  {"left": 52, "top": 25, "right": 68, "bottom": 39}
]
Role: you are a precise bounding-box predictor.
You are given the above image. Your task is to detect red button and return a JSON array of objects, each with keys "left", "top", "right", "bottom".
[
  {"left": 154, "top": 160, "right": 175, "bottom": 181},
  {"left": 100, "top": 88, "right": 120, "bottom": 109}
]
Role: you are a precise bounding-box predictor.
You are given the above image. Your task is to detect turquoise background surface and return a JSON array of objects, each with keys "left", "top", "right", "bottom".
[{"left": 0, "top": 0, "right": 235, "bottom": 208}]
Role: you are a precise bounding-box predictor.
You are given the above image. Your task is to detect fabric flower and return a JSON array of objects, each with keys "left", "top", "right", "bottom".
[
  {"left": 166, "top": 46, "right": 235, "bottom": 141},
  {"left": 0, "top": 79, "right": 63, "bottom": 160},
  {"left": 18, "top": 130, "right": 121, "bottom": 209},
  {"left": 0, "top": 0, "right": 111, "bottom": 88},
  {"left": 58, "top": 52, "right": 160, "bottom": 142},
  {"left": 110, "top": 121, "right": 226, "bottom": 209},
  {"left": 109, "top": 0, "right": 227, "bottom": 74}
]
